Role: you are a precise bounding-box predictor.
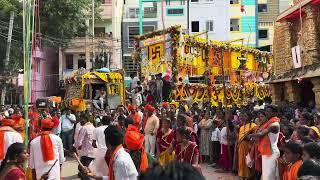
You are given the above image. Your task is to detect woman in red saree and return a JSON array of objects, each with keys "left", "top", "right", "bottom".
[
  {"left": 157, "top": 118, "right": 175, "bottom": 165},
  {"left": 175, "top": 127, "right": 200, "bottom": 165},
  {"left": 0, "top": 143, "right": 28, "bottom": 180}
]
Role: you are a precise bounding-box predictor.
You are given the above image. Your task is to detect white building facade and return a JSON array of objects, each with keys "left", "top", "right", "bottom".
[
  {"left": 189, "top": 0, "right": 230, "bottom": 41},
  {"left": 58, "top": 0, "right": 124, "bottom": 81}
]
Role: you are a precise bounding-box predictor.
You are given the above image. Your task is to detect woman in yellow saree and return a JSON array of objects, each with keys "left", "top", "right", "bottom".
[
  {"left": 237, "top": 110, "right": 256, "bottom": 180},
  {"left": 156, "top": 118, "right": 175, "bottom": 165}
]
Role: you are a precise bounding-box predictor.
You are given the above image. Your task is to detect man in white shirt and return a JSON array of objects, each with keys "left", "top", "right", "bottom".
[
  {"left": 76, "top": 114, "right": 96, "bottom": 171},
  {"left": 30, "top": 118, "right": 65, "bottom": 180},
  {"left": 0, "top": 118, "right": 23, "bottom": 164},
  {"left": 85, "top": 125, "right": 138, "bottom": 180},
  {"left": 60, "top": 108, "right": 76, "bottom": 155},
  {"left": 89, "top": 116, "right": 111, "bottom": 177}
]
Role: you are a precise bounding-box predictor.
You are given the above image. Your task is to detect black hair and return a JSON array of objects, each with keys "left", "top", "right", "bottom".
[
  {"left": 301, "top": 136, "right": 315, "bottom": 144},
  {"left": 285, "top": 141, "right": 303, "bottom": 157},
  {"left": 104, "top": 125, "right": 124, "bottom": 147},
  {"left": 302, "top": 112, "right": 315, "bottom": 126},
  {"left": 177, "top": 114, "right": 187, "bottom": 126},
  {"left": 101, "top": 116, "right": 112, "bottom": 126},
  {"left": 297, "top": 126, "right": 310, "bottom": 138},
  {"left": 0, "top": 143, "right": 25, "bottom": 173},
  {"left": 139, "top": 162, "right": 205, "bottom": 180},
  {"left": 137, "top": 86, "right": 143, "bottom": 92},
  {"left": 162, "top": 117, "right": 171, "bottom": 124},
  {"left": 265, "top": 104, "right": 278, "bottom": 113},
  {"left": 124, "top": 117, "right": 134, "bottom": 128},
  {"left": 303, "top": 142, "right": 320, "bottom": 160},
  {"left": 298, "top": 159, "right": 320, "bottom": 177},
  {"left": 177, "top": 127, "right": 191, "bottom": 140}
]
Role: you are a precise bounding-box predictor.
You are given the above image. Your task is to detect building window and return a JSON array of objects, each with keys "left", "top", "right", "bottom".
[
  {"left": 191, "top": 0, "right": 199, "bottom": 2},
  {"left": 206, "top": 20, "right": 214, "bottom": 32},
  {"left": 167, "top": 8, "right": 184, "bottom": 16},
  {"left": 66, "top": 54, "right": 73, "bottom": 70},
  {"left": 123, "top": 56, "right": 139, "bottom": 74},
  {"left": 230, "top": 18, "right": 240, "bottom": 32},
  {"left": 191, "top": 21, "right": 199, "bottom": 32},
  {"left": 258, "top": 29, "right": 268, "bottom": 39},
  {"left": 94, "top": 27, "right": 106, "bottom": 37},
  {"left": 144, "top": 7, "right": 157, "bottom": 18},
  {"left": 258, "top": 4, "right": 268, "bottom": 12},
  {"left": 230, "top": 0, "right": 239, "bottom": 4},
  {"left": 36, "top": 58, "right": 40, "bottom": 73},
  {"left": 128, "top": 26, "right": 155, "bottom": 48},
  {"left": 78, "top": 59, "right": 86, "bottom": 69},
  {"left": 128, "top": 8, "right": 139, "bottom": 18}
]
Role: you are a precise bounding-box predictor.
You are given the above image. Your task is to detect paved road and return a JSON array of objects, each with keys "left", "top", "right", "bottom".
[{"left": 62, "top": 158, "right": 238, "bottom": 180}]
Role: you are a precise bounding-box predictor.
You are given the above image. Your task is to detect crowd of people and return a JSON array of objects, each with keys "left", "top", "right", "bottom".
[{"left": 1, "top": 95, "right": 320, "bottom": 179}]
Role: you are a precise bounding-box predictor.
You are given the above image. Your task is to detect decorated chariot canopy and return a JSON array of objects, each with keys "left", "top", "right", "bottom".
[{"left": 132, "top": 25, "right": 272, "bottom": 105}]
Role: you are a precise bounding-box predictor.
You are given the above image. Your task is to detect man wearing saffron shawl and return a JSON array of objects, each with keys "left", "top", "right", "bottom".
[
  {"left": 124, "top": 124, "right": 154, "bottom": 173},
  {"left": 29, "top": 118, "right": 65, "bottom": 180}
]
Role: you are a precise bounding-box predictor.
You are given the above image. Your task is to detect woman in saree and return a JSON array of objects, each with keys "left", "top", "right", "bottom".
[
  {"left": 249, "top": 110, "right": 268, "bottom": 180},
  {"left": 237, "top": 110, "right": 256, "bottom": 180},
  {"left": 175, "top": 126, "right": 200, "bottom": 166},
  {"left": 156, "top": 118, "right": 175, "bottom": 165},
  {"left": 0, "top": 143, "right": 28, "bottom": 180}
]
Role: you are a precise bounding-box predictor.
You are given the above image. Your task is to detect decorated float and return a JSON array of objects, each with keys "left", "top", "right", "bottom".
[
  {"left": 132, "top": 25, "right": 272, "bottom": 106},
  {"left": 62, "top": 70, "right": 125, "bottom": 111}
]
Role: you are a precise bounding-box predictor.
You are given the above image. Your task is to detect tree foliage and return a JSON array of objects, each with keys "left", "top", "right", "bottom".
[{"left": 0, "top": 0, "right": 101, "bottom": 70}]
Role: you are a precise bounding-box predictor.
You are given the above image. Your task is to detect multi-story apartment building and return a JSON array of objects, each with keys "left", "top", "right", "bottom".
[
  {"left": 122, "top": 0, "right": 230, "bottom": 76},
  {"left": 229, "top": 0, "right": 257, "bottom": 47},
  {"left": 58, "top": 0, "right": 124, "bottom": 81},
  {"left": 122, "top": 0, "right": 189, "bottom": 76},
  {"left": 189, "top": 0, "right": 229, "bottom": 41},
  {"left": 257, "top": 0, "right": 280, "bottom": 51}
]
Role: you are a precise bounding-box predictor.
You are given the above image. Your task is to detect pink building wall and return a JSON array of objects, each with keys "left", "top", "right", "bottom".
[{"left": 32, "top": 46, "right": 59, "bottom": 100}]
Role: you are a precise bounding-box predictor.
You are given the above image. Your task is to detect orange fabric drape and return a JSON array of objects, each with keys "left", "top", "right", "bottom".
[
  {"left": 258, "top": 117, "right": 280, "bottom": 156},
  {"left": 282, "top": 160, "right": 303, "bottom": 180},
  {"left": 108, "top": 145, "right": 123, "bottom": 180},
  {"left": 0, "top": 131, "right": 5, "bottom": 160},
  {"left": 39, "top": 131, "right": 54, "bottom": 162},
  {"left": 124, "top": 125, "right": 148, "bottom": 172}
]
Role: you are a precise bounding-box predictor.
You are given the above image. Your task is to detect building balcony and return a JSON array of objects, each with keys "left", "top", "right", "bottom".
[
  {"left": 63, "top": 36, "right": 113, "bottom": 53},
  {"left": 100, "top": 3, "right": 112, "bottom": 19}
]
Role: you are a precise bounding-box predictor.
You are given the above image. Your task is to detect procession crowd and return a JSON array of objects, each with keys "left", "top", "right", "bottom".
[{"left": 1, "top": 85, "right": 320, "bottom": 180}]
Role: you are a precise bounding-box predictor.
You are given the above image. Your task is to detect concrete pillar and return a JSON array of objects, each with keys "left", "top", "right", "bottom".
[
  {"left": 58, "top": 47, "right": 63, "bottom": 80},
  {"left": 311, "top": 78, "right": 320, "bottom": 109},
  {"left": 304, "top": 5, "right": 320, "bottom": 64},
  {"left": 285, "top": 81, "right": 299, "bottom": 102},
  {"left": 85, "top": 19, "right": 91, "bottom": 70}
]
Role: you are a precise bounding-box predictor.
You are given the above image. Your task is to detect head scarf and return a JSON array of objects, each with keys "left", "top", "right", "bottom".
[
  {"left": 0, "top": 119, "right": 16, "bottom": 160},
  {"left": 39, "top": 119, "right": 54, "bottom": 162},
  {"left": 1, "top": 119, "right": 15, "bottom": 127},
  {"left": 124, "top": 125, "right": 148, "bottom": 172},
  {"left": 162, "top": 102, "right": 170, "bottom": 109},
  {"left": 145, "top": 104, "right": 155, "bottom": 112},
  {"left": 310, "top": 126, "right": 320, "bottom": 139},
  {"left": 128, "top": 104, "right": 137, "bottom": 112}
]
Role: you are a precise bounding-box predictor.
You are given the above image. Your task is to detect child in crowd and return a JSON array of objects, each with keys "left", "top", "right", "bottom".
[
  {"left": 282, "top": 141, "right": 303, "bottom": 180},
  {"left": 210, "top": 121, "right": 220, "bottom": 167}
]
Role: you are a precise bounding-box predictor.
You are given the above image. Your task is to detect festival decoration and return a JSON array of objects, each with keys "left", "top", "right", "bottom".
[{"left": 133, "top": 26, "right": 273, "bottom": 105}]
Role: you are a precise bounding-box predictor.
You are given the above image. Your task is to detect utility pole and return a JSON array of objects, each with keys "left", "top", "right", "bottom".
[
  {"left": 92, "top": 0, "right": 95, "bottom": 70},
  {"left": 1, "top": 11, "right": 14, "bottom": 105}
]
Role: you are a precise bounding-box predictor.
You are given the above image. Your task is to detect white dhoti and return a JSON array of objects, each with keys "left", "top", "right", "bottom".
[
  {"left": 262, "top": 153, "right": 280, "bottom": 180},
  {"left": 89, "top": 148, "right": 108, "bottom": 177}
]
